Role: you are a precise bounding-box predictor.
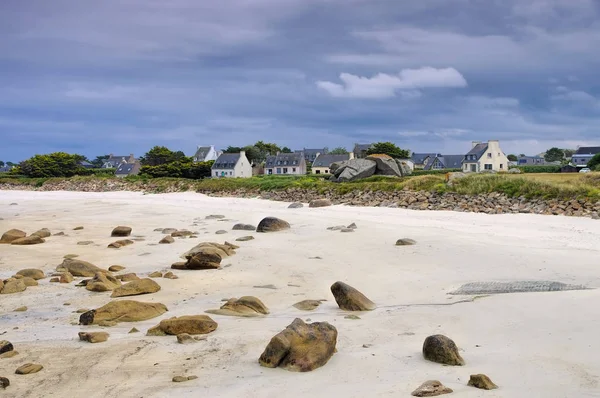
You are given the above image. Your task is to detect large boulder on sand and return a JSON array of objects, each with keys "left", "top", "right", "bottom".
[
  {"left": 147, "top": 315, "right": 218, "bottom": 336},
  {"left": 31, "top": 228, "right": 51, "bottom": 238},
  {"left": 85, "top": 273, "right": 121, "bottom": 292},
  {"left": 330, "top": 281, "right": 376, "bottom": 311},
  {"left": 11, "top": 235, "right": 45, "bottom": 245},
  {"left": 111, "top": 226, "right": 132, "bottom": 237},
  {"left": 16, "top": 269, "right": 45, "bottom": 280},
  {"left": 180, "top": 242, "right": 238, "bottom": 259},
  {"left": 0, "top": 229, "right": 26, "bottom": 244},
  {"left": 256, "top": 217, "right": 290, "bottom": 233},
  {"left": 57, "top": 259, "right": 109, "bottom": 277},
  {"left": 79, "top": 300, "right": 168, "bottom": 325},
  {"left": 367, "top": 154, "right": 402, "bottom": 177},
  {"left": 206, "top": 296, "right": 269, "bottom": 317},
  {"left": 259, "top": 318, "right": 337, "bottom": 372},
  {"left": 333, "top": 159, "right": 377, "bottom": 182},
  {"left": 178, "top": 251, "right": 222, "bottom": 270},
  {"left": 0, "top": 279, "right": 27, "bottom": 294},
  {"left": 111, "top": 278, "right": 161, "bottom": 298},
  {"left": 309, "top": 199, "right": 332, "bottom": 208},
  {"left": 422, "top": 334, "right": 464, "bottom": 366}
]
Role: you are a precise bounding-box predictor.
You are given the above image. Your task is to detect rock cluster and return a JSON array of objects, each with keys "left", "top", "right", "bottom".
[
  {"left": 206, "top": 296, "right": 269, "bottom": 317},
  {"left": 329, "top": 155, "right": 412, "bottom": 182}
]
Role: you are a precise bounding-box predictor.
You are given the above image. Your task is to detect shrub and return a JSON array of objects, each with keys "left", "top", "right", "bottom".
[
  {"left": 19, "top": 152, "right": 92, "bottom": 178},
  {"left": 588, "top": 153, "right": 600, "bottom": 170},
  {"left": 515, "top": 165, "right": 561, "bottom": 173},
  {"left": 412, "top": 169, "right": 461, "bottom": 176},
  {"left": 140, "top": 161, "right": 214, "bottom": 179}
]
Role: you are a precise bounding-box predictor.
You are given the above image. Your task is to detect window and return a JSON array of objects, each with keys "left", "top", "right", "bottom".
[
  {"left": 500, "top": 164, "right": 503, "bottom": 169},
  {"left": 487, "top": 153, "right": 492, "bottom": 158},
  {"left": 283, "top": 168, "right": 288, "bottom": 174},
  {"left": 268, "top": 169, "right": 273, "bottom": 175},
  {"left": 325, "top": 170, "right": 329, "bottom": 173},
  {"left": 316, "top": 170, "right": 320, "bottom": 174},
  {"left": 292, "top": 168, "right": 296, "bottom": 172},
  {"left": 229, "top": 171, "right": 232, "bottom": 176},
  {"left": 215, "top": 171, "right": 218, "bottom": 176},
  {"left": 276, "top": 168, "right": 281, "bottom": 174},
  {"left": 484, "top": 164, "right": 492, "bottom": 170}
]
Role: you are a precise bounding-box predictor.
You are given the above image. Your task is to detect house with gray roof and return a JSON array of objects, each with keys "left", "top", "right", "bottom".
[
  {"left": 115, "top": 161, "right": 141, "bottom": 178},
  {"left": 193, "top": 145, "right": 220, "bottom": 162},
  {"left": 265, "top": 152, "right": 306, "bottom": 175},
  {"left": 312, "top": 153, "right": 353, "bottom": 175},
  {"left": 353, "top": 143, "right": 373, "bottom": 159},
  {"left": 571, "top": 146, "right": 600, "bottom": 168},
  {"left": 517, "top": 155, "right": 559, "bottom": 166},
  {"left": 295, "top": 148, "right": 327, "bottom": 163},
  {"left": 102, "top": 154, "right": 135, "bottom": 169},
  {"left": 411, "top": 153, "right": 437, "bottom": 169},
  {"left": 462, "top": 140, "right": 509, "bottom": 172},
  {"left": 211, "top": 151, "right": 252, "bottom": 178},
  {"left": 424, "top": 154, "right": 464, "bottom": 170}
]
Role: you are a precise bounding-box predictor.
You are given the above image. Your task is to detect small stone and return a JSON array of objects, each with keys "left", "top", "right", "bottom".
[
  {"left": 344, "top": 315, "right": 361, "bottom": 320},
  {"left": 15, "top": 363, "right": 43, "bottom": 375},
  {"left": 236, "top": 236, "right": 254, "bottom": 242},
  {"left": 172, "top": 375, "right": 196, "bottom": 382},
  {"left": 108, "top": 239, "right": 134, "bottom": 248},
  {"left": 60, "top": 272, "right": 74, "bottom": 283},
  {"left": 288, "top": 202, "right": 303, "bottom": 209},
  {"left": 73, "top": 226, "right": 84, "bottom": 230},
  {"left": 171, "top": 230, "right": 193, "bottom": 237},
  {"left": 254, "top": 284, "right": 277, "bottom": 290},
  {"left": 411, "top": 380, "right": 453, "bottom": 397},
  {"left": 468, "top": 374, "right": 498, "bottom": 390},
  {"left": 232, "top": 223, "right": 256, "bottom": 231},
  {"left": 163, "top": 272, "right": 178, "bottom": 279},
  {"left": 78, "top": 332, "right": 109, "bottom": 343},
  {"left": 149, "top": 271, "right": 163, "bottom": 278},
  {"left": 396, "top": 238, "right": 417, "bottom": 246},
  {"left": 309, "top": 198, "right": 332, "bottom": 208},
  {"left": 205, "top": 215, "right": 226, "bottom": 219},
  {"left": 340, "top": 228, "right": 354, "bottom": 233},
  {"left": 215, "top": 230, "right": 228, "bottom": 235},
  {"left": 108, "top": 265, "right": 126, "bottom": 272},
  {"left": 77, "top": 241, "right": 94, "bottom": 246},
  {"left": 0, "top": 341, "right": 14, "bottom": 355},
  {"left": 111, "top": 226, "right": 132, "bottom": 237},
  {"left": 256, "top": 217, "right": 290, "bottom": 233},
  {"left": 0, "top": 351, "right": 19, "bottom": 359},
  {"left": 330, "top": 281, "right": 376, "bottom": 311},
  {"left": 53, "top": 232, "right": 66, "bottom": 236},
  {"left": 422, "top": 335, "right": 464, "bottom": 366},
  {"left": 177, "top": 333, "right": 197, "bottom": 344},
  {"left": 50, "top": 277, "right": 60, "bottom": 283},
  {"left": 293, "top": 300, "right": 325, "bottom": 311},
  {"left": 159, "top": 236, "right": 175, "bottom": 244},
  {"left": 129, "top": 327, "right": 140, "bottom": 334},
  {"left": 0, "top": 377, "right": 9, "bottom": 389},
  {"left": 13, "top": 306, "right": 27, "bottom": 312}
]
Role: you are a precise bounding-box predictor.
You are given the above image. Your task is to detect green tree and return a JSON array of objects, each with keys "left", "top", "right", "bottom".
[
  {"left": 140, "top": 146, "right": 190, "bottom": 166},
  {"left": 19, "top": 152, "right": 91, "bottom": 178},
  {"left": 224, "top": 146, "right": 242, "bottom": 153},
  {"left": 563, "top": 149, "right": 576, "bottom": 158},
  {"left": 241, "top": 145, "right": 262, "bottom": 164},
  {"left": 544, "top": 147, "right": 565, "bottom": 162},
  {"left": 366, "top": 142, "right": 410, "bottom": 159},
  {"left": 330, "top": 147, "right": 349, "bottom": 155},
  {"left": 587, "top": 153, "right": 600, "bottom": 170},
  {"left": 507, "top": 154, "right": 518, "bottom": 161},
  {"left": 91, "top": 155, "right": 109, "bottom": 168},
  {"left": 0, "top": 161, "right": 4, "bottom": 167},
  {"left": 281, "top": 146, "right": 292, "bottom": 153},
  {"left": 254, "top": 141, "right": 281, "bottom": 156}
]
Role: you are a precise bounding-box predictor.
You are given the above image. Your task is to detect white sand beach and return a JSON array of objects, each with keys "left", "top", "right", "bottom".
[{"left": 1, "top": 190, "right": 600, "bottom": 397}]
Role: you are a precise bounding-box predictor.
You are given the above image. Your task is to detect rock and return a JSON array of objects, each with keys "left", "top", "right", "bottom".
[
  {"left": 57, "top": 259, "right": 109, "bottom": 277},
  {"left": 50, "top": 277, "right": 59, "bottom": 283},
  {"left": 232, "top": 223, "right": 255, "bottom": 231},
  {"left": 15, "top": 363, "right": 43, "bottom": 375},
  {"left": 411, "top": 380, "right": 453, "bottom": 397},
  {"left": 63, "top": 254, "right": 79, "bottom": 259},
  {"left": 60, "top": 272, "right": 74, "bottom": 283},
  {"left": 108, "top": 239, "right": 134, "bottom": 248},
  {"left": 206, "top": 215, "right": 225, "bottom": 219},
  {"left": 0, "top": 351, "right": 18, "bottom": 359},
  {"left": 108, "top": 265, "right": 126, "bottom": 272},
  {"left": 327, "top": 225, "right": 346, "bottom": 231},
  {"left": 330, "top": 281, "right": 376, "bottom": 311},
  {"left": 31, "top": 228, "right": 51, "bottom": 238},
  {"left": 159, "top": 236, "right": 175, "bottom": 244},
  {"left": 309, "top": 199, "right": 332, "bottom": 208},
  {"left": 236, "top": 236, "right": 254, "bottom": 242},
  {"left": 206, "top": 296, "right": 269, "bottom": 317},
  {"left": 21, "top": 277, "right": 38, "bottom": 287},
  {"left": 14, "top": 306, "right": 27, "bottom": 312},
  {"left": 161, "top": 228, "right": 178, "bottom": 234},
  {"left": 293, "top": 300, "right": 325, "bottom": 311},
  {"left": 16, "top": 268, "right": 45, "bottom": 280},
  {"left": 78, "top": 332, "right": 109, "bottom": 343},
  {"left": 256, "top": 217, "right": 291, "bottom": 233},
  {"left": 111, "top": 226, "right": 132, "bottom": 237},
  {"left": 111, "top": 278, "right": 161, "bottom": 298},
  {"left": 85, "top": 273, "right": 121, "bottom": 292},
  {"left": 288, "top": 202, "right": 304, "bottom": 209},
  {"left": 173, "top": 375, "right": 197, "bottom": 382},
  {"left": 347, "top": 223, "right": 357, "bottom": 229},
  {"left": 1, "top": 279, "right": 26, "bottom": 294},
  {"left": 163, "top": 272, "right": 178, "bottom": 279},
  {"left": 53, "top": 232, "right": 66, "bottom": 236},
  {"left": 367, "top": 154, "right": 403, "bottom": 177},
  {"left": 181, "top": 241, "right": 238, "bottom": 259},
  {"left": 73, "top": 226, "right": 84, "bottom": 230},
  {"left": 0, "top": 229, "right": 26, "bottom": 244},
  {"left": 128, "top": 327, "right": 140, "bottom": 334},
  {"left": 11, "top": 235, "right": 45, "bottom": 245},
  {"left": 422, "top": 335, "right": 464, "bottom": 366},
  {"left": 176, "top": 333, "right": 203, "bottom": 344},
  {"left": 396, "top": 238, "right": 417, "bottom": 246},
  {"left": 340, "top": 228, "right": 354, "bottom": 233},
  {"left": 180, "top": 251, "right": 222, "bottom": 270},
  {"left": 148, "top": 271, "right": 163, "bottom": 278},
  {"left": 254, "top": 284, "right": 277, "bottom": 289},
  {"left": 98, "top": 320, "right": 118, "bottom": 327},
  {"left": 172, "top": 230, "right": 193, "bottom": 237},
  {"left": 116, "top": 273, "right": 140, "bottom": 282},
  {"left": 396, "top": 159, "right": 413, "bottom": 176},
  {"left": 0, "top": 341, "right": 14, "bottom": 355},
  {"left": 77, "top": 241, "right": 94, "bottom": 245},
  {"left": 0, "top": 377, "right": 9, "bottom": 389},
  {"left": 148, "top": 315, "right": 218, "bottom": 336},
  {"left": 334, "top": 159, "right": 377, "bottom": 182},
  {"left": 79, "top": 300, "right": 168, "bottom": 325},
  {"left": 344, "top": 314, "right": 361, "bottom": 320},
  {"left": 75, "top": 308, "right": 89, "bottom": 313},
  {"left": 215, "top": 230, "right": 228, "bottom": 235},
  {"left": 259, "top": 318, "right": 337, "bottom": 372},
  {"left": 468, "top": 374, "right": 497, "bottom": 390}
]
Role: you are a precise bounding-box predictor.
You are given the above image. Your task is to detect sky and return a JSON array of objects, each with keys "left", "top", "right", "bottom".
[{"left": 1, "top": 0, "right": 600, "bottom": 162}]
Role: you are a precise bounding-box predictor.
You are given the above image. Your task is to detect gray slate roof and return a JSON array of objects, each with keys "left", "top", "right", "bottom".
[
  {"left": 464, "top": 143, "right": 489, "bottom": 161},
  {"left": 194, "top": 146, "right": 211, "bottom": 160},
  {"left": 424, "top": 154, "right": 464, "bottom": 170},
  {"left": 115, "top": 163, "right": 138, "bottom": 175},
  {"left": 295, "top": 148, "right": 325, "bottom": 156},
  {"left": 312, "top": 154, "right": 350, "bottom": 167},
  {"left": 265, "top": 152, "right": 304, "bottom": 167},
  {"left": 411, "top": 153, "right": 437, "bottom": 165},
  {"left": 212, "top": 153, "right": 240, "bottom": 169},
  {"left": 575, "top": 146, "right": 600, "bottom": 155}
]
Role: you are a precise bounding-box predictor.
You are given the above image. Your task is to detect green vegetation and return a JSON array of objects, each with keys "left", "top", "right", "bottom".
[
  {"left": 366, "top": 142, "right": 410, "bottom": 159},
  {"left": 140, "top": 161, "right": 214, "bottom": 179},
  {"left": 514, "top": 165, "right": 561, "bottom": 173},
  {"left": 587, "top": 153, "right": 600, "bottom": 170},
  {"left": 18, "top": 152, "right": 93, "bottom": 178},
  {"left": 507, "top": 154, "right": 518, "bottom": 161},
  {"left": 544, "top": 147, "right": 565, "bottom": 162},
  {"left": 329, "top": 147, "right": 349, "bottom": 155},
  {"left": 139, "top": 146, "right": 189, "bottom": 166}
]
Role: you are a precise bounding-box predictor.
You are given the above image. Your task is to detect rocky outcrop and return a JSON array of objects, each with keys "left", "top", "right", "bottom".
[
  {"left": 206, "top": 296, "right": 269, "bottom": 317},
  {"left": 330, "top": 281, "right": 376, "bottom": 311},
  {"left": 0, "top": 229, "right": 26, "bottom": 244},
  {"left": 332, "top": 159, "right": 377, "bottom": 182},
  {"left": 79, "top": 300, "right": 168, "bottom": 325},
  {"left": 57, "top": 259, "right": 109, "bottom": 277},
  {"left": 422, "top": 335, "right": 464, "bottom": 366},
  {"left": 111, "top": 226, "right": 132, "bottom": 237},
  {"left": 147, "top": 315, "right": 217, "bottom": 336},
  {"left": 111, "top": 278, "right": 161, "bottom": 298},
  {"left": 411, "top": 380, "right": 453, "bottom": 397},
  {"left": 256, "top": 217, "right": 290, "bottom": 232},
  {"left": 367, "top": 155, "right": 402, "bottom": 176},
  {"left": 259, "top": 318, "right": 337, "bottom": 372}
]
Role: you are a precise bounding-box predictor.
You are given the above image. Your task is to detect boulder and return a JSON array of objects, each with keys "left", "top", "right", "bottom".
[
  {"left": 60, "top": 272, "right": 74, "bottom": 283},
  {"left": 79, "top": 300, "right": 168, "bottom": 325},
  {"left": 78, "top": 332, "right": 109, "bottom": 343},
  {"left": 161, "top": 228, "right": 178, "bottom": 234},
  {"left": 31, "top": 228, "right": 51, "bottom": 238},
  {"left": 111, "top": 226, "right": 132, "bottom": 237},
  {"left": 232, "top": 223, "right": 256, "bottom": 231},
  {"left": 333, "top": 159, "right": 377, "bottom": 182},
  {"left": 0, "top": 341, "right": 14, "bottom": 355},
  {"left": 15, "top": 363, "right": 43, "bottom": 375},
  {"left": 396, "top": 159, "right": 413, "bottom": 176},
  {"left": 330, "top": 281, "right": 376, "bottom": 311},
  {"left": 367, "top": 154, "right": 402, "bottom": 177},
  {"left": 172, "top": 230, "right": 193, "bottom": 237},
  {"left": 181, "top": 251, "right": 222, "bottom": 270},
  {"left": 147, "top": 315, "right": 218, "bottom": 336},
  {"left": 16, "top": 268, "right": 45, "bottom": 280},
  {"left": 256, "top": 217, "right": 290, "bottom": 233},
  {"left": 159, "top": 236, "right": 175, "bottom": 244},
  {"left": 85, "top": 273, "right": 121, "bottom": 292},
  {"left": 288, "top": 202, "right": 303, "bottom": 209},
  {"left": 57, "top": 259, "right": 109, "bottom": 277},
  {"left": 206, "top": 296, "right": 269, "bottom": 317},
  {"left": 411, "top": 380, "right": 453, "bottom": 397},
  {"left": 236, "top": 236, "right": 254, "bottom": 242},
  {"left": 422, "top": 335, "right": 464, "bottom": 366},
  {"left": 259, "top": 318, "right": 337, "bottom": 372},
  {"left": 108, "top": 265, "right": 125, "bottom": 272},
  {"left": 111, "top": 278, "right": 161, "bottom": 298},
  {"left": 0, "top": 229, "right": 26, "bottom": 244},
  {"left": 148, "top": 271, "right": 163, "bottom": 278},
  {"left": 163, "top": 272, "right": 178, "bottom": 279},
  {"left": 309, "top": 199, "right": 332, "bottom": 208},
  {"left": 11, "top": 235, "right": 45, "bottom": 245},
  {"left": 396, "top": 238, "right": 417, "bottom": 246},
  {"left": 468, "top": 374, "right": 497, "bottom": 390},
  {"left": 21, "top": 277, "right": 38, "bottom": 287},
  {"left": 293, "top": 300, "right": 325, "bottom": 311},
  {"left": 181, "top": 241, "right": 238, "bottom": 259},
  {"left": 215, "top": 230, "right": 227, "bottom": 235},
  {"left": 108, "top": 239, "right": 134, "bottom": 248},
  {"left": 116, "top": 273, "right": 139, "bottom": 282},
  {"left": 0, "top": 279, "right": 26, "bottom": 295},
  {"left": 0, "top": 377, "right": 8, "bottom": 389}
]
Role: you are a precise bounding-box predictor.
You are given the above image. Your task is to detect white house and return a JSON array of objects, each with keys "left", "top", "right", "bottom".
[
  {"left": 193, "top": 145, "right": 220, "bottom": 162},
  {"left": 264, "top": 152, "right": 307, "bottom": 175},
  {"left": 462, "top": 140, "right": 509, "bottom": 172},
  {"left": 211, "top": 151, "right": 252, "bottom": 178}
]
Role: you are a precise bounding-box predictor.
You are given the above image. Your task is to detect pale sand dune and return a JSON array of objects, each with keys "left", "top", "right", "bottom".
[{"left": 1, "top": 190, "right": 600, "bottom": 397}]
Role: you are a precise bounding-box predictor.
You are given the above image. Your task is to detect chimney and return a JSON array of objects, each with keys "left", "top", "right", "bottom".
[
  {"left": 472, "top": 141, "right": 482, "bottom": 149},
  {"left": 240, "top": 150, "right": 246, "bottom": 158},
  {"left": 349, "top": 152, "right": 355, "bottom": 160}
]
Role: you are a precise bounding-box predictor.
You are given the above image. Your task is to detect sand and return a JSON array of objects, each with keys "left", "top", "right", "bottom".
[{"left": 1, "top": 190, "right": 599, "bottom": 397}]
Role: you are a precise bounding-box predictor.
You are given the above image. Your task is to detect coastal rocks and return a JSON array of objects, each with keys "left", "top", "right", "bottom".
[
  {"left": 236, "top": 236, "right": 254, "bottom": 242},
  {"left": 396, "top": 238, "right": 417, "bottom": 246},
  {"left": 468, "top": 374, "right": 498, "bottom": 390},
  {"left": 85, "top": 273, "right": 121, "bottom": 292},
  {"left": 367, "top": 154, "right": 403, "bottom": 177},
  {"left": 422, "top": 335, "right": 464, "bottom": 366},
  {"left": 16, "top": 268, "right": 45, "bottom": 280},
  {"left": 1, "top": 279, "right": 27, "bottom": 294},
  {"left": 0, "top": 377, "right": 9, "bottom": 389},
  {"left": 259, "top": 318, "right": 337, "bottom": 372},
  {"left": 60, "top": 272, "right": 74, "bottom": 283},
  {"left": 147, "top": 315, "right": 218, "bottom": 336},
  {"left": 309, "top": 198, "right": 332, "bottom": 208},
  {"left": 79, "top": 300, "right": 168, "bottom": 325},
  {"left": 232, "top": 223, "right": 256, "bottom": 231},
  {"left": 256, "top": 217, "right": 290, "bottom": 233},
  {"left": 179, "top": 251, "right": 222, "bottom": 270},
  {"left": 159, "top": 236, "right": 175, "bottom": 244},
  {"left": 78, "top": 332, "right": 109, "bottom": 343},
  {"left": 293, "top": 300, "right": 325, "bottom": 311},
  {"left": 111, "top": 278, "right": 161, "bottom": 298},
  {"left": 0, "top": 341, "right": 14, "bottom": 355},
  {"left": 11, "top": 235, "right": 45, "bottom": 245},
  {"left": 108, "top": 265, "right": 125, "bottom": 272},
  {"left": 332, "top": 159, "right": 377, "bottom": 182},
  {"left": 411, "top": 380, "right": 453, "bottom": 397},
  {"left": 0, "top": 229, "right": 26, "bottom": 244},
  {"left": 57, "top": 259, "right": 109, "bottom": 277},
  {"left": 31, "top": 228, "right": 51, "bottom": 238},
  {"left": 288, "top": 202, "right": 303, "bottom": 209},
  {"left": 15, "top": 363, "right": 43, "bottom": 375},
  {"left": 108, "top": 239, "right": 134, "bottom": 248},
  {"left": 116, "top": 273, "right": 140, "bottom": 282},
  {"left": 206, "top": 296, "right": 269, "bottom": 317},
  {"left": 330, "top": 281, "right": 376, "bottom": 311},
  {"left": 181, "top": 241, "right": 238, "bottom": 259},
  {"left": 111, "top": 226, "right": 132, "bottom": 237}
]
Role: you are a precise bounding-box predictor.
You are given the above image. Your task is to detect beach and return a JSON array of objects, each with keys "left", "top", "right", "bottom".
[{"left": 1, "top": 190, "right": 599, "bottom": 397}]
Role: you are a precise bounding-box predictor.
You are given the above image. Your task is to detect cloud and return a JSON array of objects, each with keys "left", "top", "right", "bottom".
[{"left": 316, "top": 67, "right": 467, "bottom": 99}]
